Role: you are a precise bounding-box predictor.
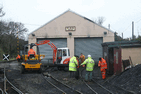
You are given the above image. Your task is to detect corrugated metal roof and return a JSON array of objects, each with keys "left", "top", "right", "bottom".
[
  {"left": 102, "top": 41, "right": 141, "bottom": 48},
  {"left": 102, "top": 41, "right": 140, "bottom": 46},
  {"left": 108, "top": 44, "right": 141, "bottom": 48}
]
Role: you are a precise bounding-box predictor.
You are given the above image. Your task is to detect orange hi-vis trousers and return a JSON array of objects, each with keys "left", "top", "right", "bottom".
[{"left": 101, "top": 70, "right": 106, "bottom": 79}]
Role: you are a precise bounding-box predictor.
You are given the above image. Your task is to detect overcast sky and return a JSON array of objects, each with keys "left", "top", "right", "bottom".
[{"left": 1, "top": 0, "right": 141, "bottom": 39}]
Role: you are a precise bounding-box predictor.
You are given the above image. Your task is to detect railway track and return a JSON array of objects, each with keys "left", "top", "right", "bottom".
[
  {"left": 80, "top": 67, "right": 136, "bottom": 94},
  {"left": 47, "top": 67, "right": 113, "bottom": 94},
  {"left": 83, "top": 79, "right": 113, "bottom": 94},
  {"left": 4, "top": 76, "right": 24, "bottom": 94},
  {"left": 0, "top": 67, "right": 24, "bottom": 94},
  {"left": 6, "top": 65, "right": 81, "bottom": 94},
  {"left": 2, "top": 60, "right": 137, "bottom": 94},
  {"left": 0, "top": 88, "right": 4, "bottom": 94},
  {"left": 43, "top": 72, "right": 83, "bottom": 94}
]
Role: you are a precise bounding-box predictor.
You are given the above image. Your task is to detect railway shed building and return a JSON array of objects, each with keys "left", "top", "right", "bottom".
[
  {"left": 28, "top": 10, "right": 114, "bottom": 62},
  {"left": 102, "top": 41, "right": 141, "bottom": 75}
]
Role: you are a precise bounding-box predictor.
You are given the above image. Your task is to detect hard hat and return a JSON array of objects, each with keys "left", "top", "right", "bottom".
[{"left": 88, "top": 55, "right": 91, "bottom": 57}]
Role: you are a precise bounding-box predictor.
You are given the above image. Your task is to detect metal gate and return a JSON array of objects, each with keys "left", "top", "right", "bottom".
[
  {"left": 37, "top": 38, "right": 67, "bottom": 62},
  {"left": 74, "top": 37, "right": 103, "bottom": 62}
]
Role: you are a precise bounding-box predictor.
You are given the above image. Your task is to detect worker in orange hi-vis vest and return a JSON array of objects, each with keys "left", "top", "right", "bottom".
[
  {"left": 16, "top": 54, "right": 21, "bottom": 62},
  {"left": 28, "top": 47, "right": 36, "bottom": 57},
  {"left": 98, "top": 57, "right": 107, "bottom": 79},
  {"left": 16, "top": 54, "right": 21, "bottom": 59},
  {"left": 79, "top": 53, "right": 85, "bottom": 67}
]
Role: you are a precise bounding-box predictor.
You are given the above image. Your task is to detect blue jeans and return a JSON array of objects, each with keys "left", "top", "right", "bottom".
[{"left": 85, "top": 71, "right": 93, "bottom": 81}]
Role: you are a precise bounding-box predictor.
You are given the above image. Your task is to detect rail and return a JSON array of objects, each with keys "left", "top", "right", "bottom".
[
  {"left": 80, "top": 67, "right": 113, "bottom": 94},
  {"left": 0, "top": 88, "right": 4, "bottom": 94},
  {"left": 92, "top": 79, "right": 114, "bottom": 94},
  {"left": 51, "top": 75, "right": 82, "bottom": 94},
  {"left": 83, "top": 80, "right": 98, "bottom": 94},
  {"left": 5, "top": 77, "right": 24, "bottom": 94},
  {"left": 4, "top": 67, "right": 24, "bottom": 94},
  {"left": 80, "top": 67, "right": 136, "bottom": 94},
  {"left": 44, "top": 76, "right": 67, "bottom": 94},
  {"left": 43, "top": 73, "right": 83, "bottom": 94}
]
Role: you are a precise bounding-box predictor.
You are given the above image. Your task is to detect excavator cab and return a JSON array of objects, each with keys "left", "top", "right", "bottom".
[
  {"left": 20, "top": 43, "right": 45, "bottom": 73},
  {"left": 57, "top": 49, "right": 62, "bottom": 63},
  {"left": 56, "top": 48, "right": 71, "bottom": 70},
  {"left": 56, "top": 48, "right": 80, "bottom": 70}
]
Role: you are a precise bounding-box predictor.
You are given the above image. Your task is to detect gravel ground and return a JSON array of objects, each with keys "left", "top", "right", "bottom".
[
  {"left": 0, "top": 67, "right": 19, "bottom": 94},
  {"left": 49, "top": 66, "right": 110, "bottom": 94},
  {"left": 1, "top": 61, "right": 141, "bottom": 94},
  {"left": 107, "top": 64, "right": 141, "bottom": 94},
  {"left": 5, "top": 62, "right": 107, "bottom": 94},
  {"left": 6, "top": 69, "right": 62, "bottom": 94}
]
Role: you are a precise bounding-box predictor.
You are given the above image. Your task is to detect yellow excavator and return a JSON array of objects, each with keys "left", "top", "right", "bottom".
[{"left": 20, "top": 43, "right": 45, "bottom": 73}]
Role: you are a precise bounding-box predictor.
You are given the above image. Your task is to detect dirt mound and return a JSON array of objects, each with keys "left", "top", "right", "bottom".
[{"left": 109, "top": 64, "right": 141, "bottom": 93}]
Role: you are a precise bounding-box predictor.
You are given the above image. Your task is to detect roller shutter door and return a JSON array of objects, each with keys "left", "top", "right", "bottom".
[
  {"left": 37, "top": 38, "right": 67, "bottom": 62},
  {"left": 74, "top": 37, "right": 103, "bottom": 62}
]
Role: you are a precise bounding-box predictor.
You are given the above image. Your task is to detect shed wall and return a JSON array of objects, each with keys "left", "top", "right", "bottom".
[{"left": 122, "top": 47, "right": 141, "bottom": 65}]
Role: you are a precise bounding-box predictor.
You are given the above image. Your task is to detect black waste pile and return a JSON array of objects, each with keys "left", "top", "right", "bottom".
[{"left": 108, "top": 64, "right": 141, "bottom": 93}]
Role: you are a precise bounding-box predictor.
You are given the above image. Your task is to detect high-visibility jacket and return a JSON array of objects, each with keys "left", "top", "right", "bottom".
[
  {"left": 79, "top": 55, "right": 85, "bottom": 67},
  {"left": 79, "top": 55, "right": 85, "bottom": 63},
  {"left": 16, "top": 55, "right": 21, "bottom": 59},
  {"left": 28, "top": 49, "right": 36, "bottom": 57},
  {"left": 81, "top": 57, "right": 95, "bottom": 71},
  {"left": 98, "top": 58, "right": 107, "bottom": 71},
  {"left": 69, "top": 56, "right": 78, "bottom": 71}
]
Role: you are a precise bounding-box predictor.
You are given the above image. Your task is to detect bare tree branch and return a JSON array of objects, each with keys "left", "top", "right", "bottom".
[
  {"left": 93, "top": 16, "right": 106, "bottom": 25},
  {"left": 0, "top": 7, "right": 5, "bottom": 17},
  {"left": 97, "top": 16, "right": 105, "bottom": 25}
]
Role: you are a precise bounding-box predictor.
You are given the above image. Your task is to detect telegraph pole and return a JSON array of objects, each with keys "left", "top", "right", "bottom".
[
  {"left": 132, "top": 21, "right": 134, "bottom": 40},
  {"left": 108, "top": 24, "right": 110, "bottom": 29},
  {"left": 122, "top": 33, "right": 123, "bottom": 39}
]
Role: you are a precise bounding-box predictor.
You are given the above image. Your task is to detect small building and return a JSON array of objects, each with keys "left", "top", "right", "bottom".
[
  {"left": 28, "top": 10, "right": 114, "bottom": 62},
  {"left": 102, "top": 41, "right": 141, "bottom": 75}
]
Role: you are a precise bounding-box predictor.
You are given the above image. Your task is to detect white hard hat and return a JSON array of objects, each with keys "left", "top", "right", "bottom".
[{"left": 88, "top": 55, "right": 91, "bottom": 57}]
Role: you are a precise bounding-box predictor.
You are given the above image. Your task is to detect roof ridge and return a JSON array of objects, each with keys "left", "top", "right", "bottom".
[{"left": 28, "top": 9, "right": 114, "bottom": 36}]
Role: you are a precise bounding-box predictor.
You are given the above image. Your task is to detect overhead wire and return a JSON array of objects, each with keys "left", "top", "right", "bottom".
[
  {"left": 121, "top": 17, "right": 141, "bottom": 34},
  {"left": 134, "top": 18, "right": 141, "bottom": 36},
  {"left": 135, "top": 18, "right": 141, "bottom": 23},
  {"left": 122, "top": 23, "right": 132, "bottom": 33}
]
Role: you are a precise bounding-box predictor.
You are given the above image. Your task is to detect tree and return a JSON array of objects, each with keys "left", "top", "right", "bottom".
[
  {"left": 0, "top": 7, "right": 5, "bottom": 17},
  {"left": 135, "top": 35, "right": 141, "bottom": 42},
  {"left": 94, "top": 16, "right": 106, "bottom": 25},
  {"left": 8, "top": 21, "right": 28, "bottom": 39},
  {"left": 0, "top": 21, "right": 28, "bottom": 58},
  {"left": 114, "top": 32, "right": 124, "bottom": 41},
  {"left": 0, "top": 6, "right": 28, "bottom": 59}
]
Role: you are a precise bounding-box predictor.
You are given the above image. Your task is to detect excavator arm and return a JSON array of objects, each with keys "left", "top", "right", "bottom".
[{"left": 35, "top": 40, "right": 57, "bottom": 64}]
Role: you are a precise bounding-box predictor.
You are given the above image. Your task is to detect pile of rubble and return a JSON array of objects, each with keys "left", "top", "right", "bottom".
[{"left": 109, "top": 64, "right": 141, "bottom": 93}]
